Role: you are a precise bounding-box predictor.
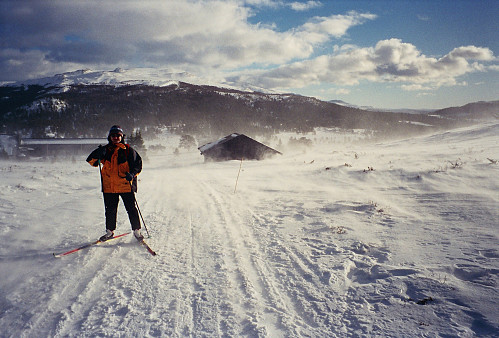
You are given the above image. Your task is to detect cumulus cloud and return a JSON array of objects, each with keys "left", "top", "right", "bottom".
[
  {"left": 237, "top": 39, "right": 495, "bottom": 91},
  {"left": 0, "top": 0, "right": 495, "bottom": 96},
  {"left": 289, "top": 1, "right": 322, "bottom": 11},
  {"left": 0, "top": 48, "right": 84, "bottom": 83},
  {"left": 299, "top": 12, "right": 376, "bottom": 40},
  {"left": 244, "top": 0, "right": 322, "bottom": 11},
  {"left": 0, "top": 0, "right": 375, "bottom": 81}
]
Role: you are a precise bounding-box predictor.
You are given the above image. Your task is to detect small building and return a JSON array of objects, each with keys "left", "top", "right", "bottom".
[
  {"left": 198, "top": 133, "right": 282, "bottom": 161},
  {"left": 19, "top": 138, "right": 107, "bottom": 157}
]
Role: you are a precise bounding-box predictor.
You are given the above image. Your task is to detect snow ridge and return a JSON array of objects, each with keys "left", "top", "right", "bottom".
[{"left": 10, "top": 68, "right": 268, "bottom": 94}]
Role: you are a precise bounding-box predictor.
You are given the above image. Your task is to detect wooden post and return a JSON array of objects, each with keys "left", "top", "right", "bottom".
[{"left": 234, "top": 158, "right": 243, "bottom": 194}]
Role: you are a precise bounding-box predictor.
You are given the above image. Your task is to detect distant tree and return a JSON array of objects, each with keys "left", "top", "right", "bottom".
[
  {"left": 128, "top": 130, "right": 147, "bottom": 157},
  {"left": 288, "top": 136, "right": 313, "bottom": 148},
  {"left": 149, "top": 144, "right": 166, "bottom": 152},
  {"left": 179, "top": 134, "right": 197, "bottom": 150}
]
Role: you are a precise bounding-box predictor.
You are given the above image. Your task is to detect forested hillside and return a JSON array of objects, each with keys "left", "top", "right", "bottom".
[{"left": 1, "top": 82, "right": 495, "bottom": 139}]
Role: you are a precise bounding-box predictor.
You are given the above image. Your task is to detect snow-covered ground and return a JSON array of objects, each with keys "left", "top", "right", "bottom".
[{"left": 0, "top": 122, "right": 498, "bottom": 337}]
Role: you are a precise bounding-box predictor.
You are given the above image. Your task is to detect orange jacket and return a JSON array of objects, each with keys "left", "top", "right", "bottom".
[{"left": 87, "top": 143, "right": 142, "bottom": 193}]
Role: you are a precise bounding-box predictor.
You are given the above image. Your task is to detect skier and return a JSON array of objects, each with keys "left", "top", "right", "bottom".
[{"left": 87, "top": 125, "right": 144, "bottom": 241}]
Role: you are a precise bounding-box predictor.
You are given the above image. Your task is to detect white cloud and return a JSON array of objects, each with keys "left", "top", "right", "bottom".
[
  {"left": 417, "top": 14, "right": 430, "bottom": 21},
  {"left": 333, "top": 88, "right": 350, "bottom": 95},
  {"left": 0, "top": 48, "right": 84, "bottom": 82},
  {"left": 401, "top": 84, "right": 433, "bottom": 91},
  {"left": 299, "top": 12, "right": 376, "bottom": 40},
  {"left": 0, "top": 0, "right": 375, "bottom": 81},
  {"left": 289, "top": 1, "right": 322, "bottom": 12},
  {"left": 239, "top": 39, "right": 495, "bottom": 91},
  {"left": 243, "top": 0, "right": 280, "bottom": 8},
  {"left": 244, "top": 0, "right": 322, "bottom": 11},
  {"left": 0, "top": 0, "right": 495, "bottom": 97}
]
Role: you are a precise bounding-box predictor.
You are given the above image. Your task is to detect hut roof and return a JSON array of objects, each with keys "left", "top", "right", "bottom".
[{"left": 198, "top": 133, "right": 281, "bottom": 161}]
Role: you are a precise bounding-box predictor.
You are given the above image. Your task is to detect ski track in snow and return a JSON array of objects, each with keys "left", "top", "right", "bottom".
[{"left": 0, "top": 122, "right": 498, "bottom": 337}]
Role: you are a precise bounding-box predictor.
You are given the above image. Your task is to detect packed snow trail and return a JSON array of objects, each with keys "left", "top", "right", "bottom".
[{"left": 0, "top": 123, "right": 498, "bottom": 337}]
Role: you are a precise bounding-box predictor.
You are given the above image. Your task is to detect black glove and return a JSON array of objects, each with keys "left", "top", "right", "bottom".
[{"left": 125, "top": 172, "right": 135, "bottom": 181}]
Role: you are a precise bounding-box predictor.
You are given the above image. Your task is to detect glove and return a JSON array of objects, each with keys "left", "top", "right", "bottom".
[{"left": 125, "top": 172, "right": 135, "bottom": 181}]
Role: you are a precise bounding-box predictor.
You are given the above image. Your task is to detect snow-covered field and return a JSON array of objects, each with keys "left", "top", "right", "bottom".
[{"left": 0, "top": 122, "right": 498, "bottom": 337}]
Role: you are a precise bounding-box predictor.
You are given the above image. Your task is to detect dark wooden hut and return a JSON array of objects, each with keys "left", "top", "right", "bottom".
[{"left": 198, "top": 133, "right": 282, "bottom": 161}]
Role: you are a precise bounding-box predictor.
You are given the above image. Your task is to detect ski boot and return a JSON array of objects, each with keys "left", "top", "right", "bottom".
[
  {"left": 133, "top": 229, "right": 144, "bottom": 240},
  {"left": 99, "top": 230, "right": 114, "bottom": 242}
]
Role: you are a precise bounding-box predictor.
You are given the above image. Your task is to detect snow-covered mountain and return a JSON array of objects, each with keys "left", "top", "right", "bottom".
[
  {"left": 7, "top": 68, "right": 497, "bottom": 115},
  {"left": 433, "top": 100, "right": 499, "bottom": 120},
  {"left": 329, "top": 99, "right": 374, "bottom": 110},
  {"left": 11, "top": 68, "right": 213, "bottom": 91},
  {"left": 1, "top": 69, "right": 497, "bottom": 140},
  {"left": 9, "top": 68, "right": 272, "bottom": 94},
  {"left": 329, "top": 99, "right": 436, "bottom": 114}
]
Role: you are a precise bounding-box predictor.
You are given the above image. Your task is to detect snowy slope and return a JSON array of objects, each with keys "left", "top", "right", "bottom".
[
  {"left": 10, "top": 68, "right": 204, "bottom": 90},
  {"left": 0, "top": 122, "right": 498, "bottom": 337},
  {"left": 9, "top": 68, "right": 265, "bottom": 93},
  {"left": 329, "top": 99, "right": 435, "bottom": 114}
]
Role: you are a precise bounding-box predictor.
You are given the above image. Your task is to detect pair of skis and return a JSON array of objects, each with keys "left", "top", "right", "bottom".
[{"left": 53, "top": 232, "right": 156, "bottom": 258}]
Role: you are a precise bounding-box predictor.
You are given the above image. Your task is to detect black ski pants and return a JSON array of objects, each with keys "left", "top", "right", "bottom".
[{"left": 103, "top": 192, "right": 141, "bottom": 231}]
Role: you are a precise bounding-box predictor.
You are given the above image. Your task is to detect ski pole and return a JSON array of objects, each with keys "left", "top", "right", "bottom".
[
  {"left": 130, "top": 181, "right": 151, "bottom": 238},
  {"left": 97, "top": 159, "right": 104, "bottom": 192}
]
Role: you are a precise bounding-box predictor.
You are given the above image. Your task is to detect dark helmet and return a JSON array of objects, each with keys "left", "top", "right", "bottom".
[{"left": 107, "top": 125, "right": 125, "bottom": 142}]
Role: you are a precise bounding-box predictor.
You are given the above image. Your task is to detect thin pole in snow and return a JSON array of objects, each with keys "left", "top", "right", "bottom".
[
  {"left": 130, "top": 181, "right": 151, "bottom": 238},
  {"left": 234, "top": 157, "right": 243, "bottom": 194},
  {"left": 98, "top": 159, "right": 104, "bottom": 192}
]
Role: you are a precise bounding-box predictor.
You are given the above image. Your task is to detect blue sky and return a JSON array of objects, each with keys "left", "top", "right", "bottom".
[{"left": 1, "top": 0, "right": 497, "bottom": 109}]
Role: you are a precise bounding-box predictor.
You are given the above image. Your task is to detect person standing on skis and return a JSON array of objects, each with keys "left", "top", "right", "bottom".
[{"left": 87, "top": 125, "right": 144, "bottom": 241}]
